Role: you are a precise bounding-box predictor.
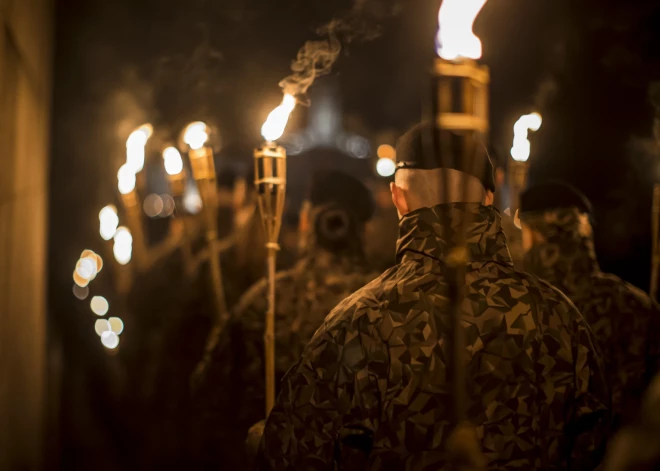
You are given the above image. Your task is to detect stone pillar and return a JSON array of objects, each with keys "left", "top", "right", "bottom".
[{"left": 0, "top": 0, "right": 52, "bottom": 469}]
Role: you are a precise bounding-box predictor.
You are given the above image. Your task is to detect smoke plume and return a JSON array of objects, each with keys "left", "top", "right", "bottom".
[{"left": 280, "top": 0, "right": 402, "bottom": 103}]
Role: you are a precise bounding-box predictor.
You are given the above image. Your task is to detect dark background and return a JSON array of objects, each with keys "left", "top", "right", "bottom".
[{"left": 48, "top": 0, "right": 660, "bottom": 468}]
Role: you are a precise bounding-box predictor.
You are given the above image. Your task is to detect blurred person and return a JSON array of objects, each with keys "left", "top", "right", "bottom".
[
  {"left": 520, "top": 181, "right": 660, "bottom": 429},
  {"left": 189, "top": 170, "right": 379, "bottom": 469},
  {"left": 257, "top": 123, "right": 610, "bottom": 470},
  {"left": 605, "top": 374, "right": 660, "bottom": 471}
]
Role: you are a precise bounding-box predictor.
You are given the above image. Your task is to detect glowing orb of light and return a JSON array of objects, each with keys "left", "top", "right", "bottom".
[
  {"left": 376, "top": 158, "right": 396, "bottom": 178},
  {"left": 108, "top": 317, "right": 124, "bottom": 335},
  {"left": 90, "top": 296, "right": 110, "bottom": 316},
  {"left": 117, "top": 164, "right": 137, "bottom": 195},
  {"left": 101, "top": 331, "right": 120, "bottom": 349},
  {"left": 95, "top": 319, "right": 111, "bottom": 336},
  {"left": 184, "top": 122, "right": 209, "bottom": 151}
]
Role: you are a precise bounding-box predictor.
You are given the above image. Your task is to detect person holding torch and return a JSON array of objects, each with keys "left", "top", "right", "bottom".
[{"left": 257, "top": 1, "right": 609, "bottom": 469}]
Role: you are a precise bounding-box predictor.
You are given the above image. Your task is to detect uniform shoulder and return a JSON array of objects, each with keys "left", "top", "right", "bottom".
[
  {"left": 233, "top": 269, "right": 297, "bottom": 316},
  {"left": 592, "top": 272, "right": 657, "bottom": 309},
  {"left": 498, "top": 264, "right": 581, "bottom": 314},
  {"left": 320, "top": 263, "right": 412, "bottom": 332}
]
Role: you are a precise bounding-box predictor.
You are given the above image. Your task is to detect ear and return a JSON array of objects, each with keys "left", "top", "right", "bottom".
[
  {"left": 483, "top": 190, "right": 494, "bottom": 206},
  {"left": 390, "top": 182, "right": 410, "bottom": 218}
]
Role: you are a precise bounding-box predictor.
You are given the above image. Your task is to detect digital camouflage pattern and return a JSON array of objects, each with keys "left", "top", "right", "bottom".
[
  {"left": 189, "top": 207, "right": 378, "bottom": 469},
  {"left": 258, "top": 203, "right": 610, "bottom": 471},
  {"left": 522, "top": 207, "right": 660, "bottom": 427}
]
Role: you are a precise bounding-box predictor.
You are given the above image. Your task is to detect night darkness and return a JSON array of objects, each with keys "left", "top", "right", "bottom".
[{"left": 48, "top": 0, "right": 660, "bottom": 468}]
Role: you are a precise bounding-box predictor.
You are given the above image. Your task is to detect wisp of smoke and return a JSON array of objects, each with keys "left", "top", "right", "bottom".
[{"left": 280, "top": 0, "right": 402, "bottom": 104}]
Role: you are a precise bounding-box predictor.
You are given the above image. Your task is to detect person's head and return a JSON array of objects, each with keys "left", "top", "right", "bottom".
[
  {"left": 390, "top": 122, "right": 495, "bottom": 218},
  {"left": 519, "top": 181, "right": 593, "bottom": 253},
  {"left": 299, "top": 170, "right": 375, "bottom": 253}
]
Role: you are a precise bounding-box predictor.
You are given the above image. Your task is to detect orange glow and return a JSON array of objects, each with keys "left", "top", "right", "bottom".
[
  {"left": 261, "top": 94, "right": 296, "bottom": 142},
  {"left": 436, "top": 0, "right": 488, "bottom": 60},
  {"left": 377, "top": 144, "right": 396, "bottom": 160},
  {"left": 183, "top": 122, "right": 209, "bottom": 150}
]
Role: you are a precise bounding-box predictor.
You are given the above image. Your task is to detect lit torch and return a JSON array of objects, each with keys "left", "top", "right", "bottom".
[
  {"left": 183, "top": 122, "right": 227, "bottom": 321},
  {"left": 433, "top": 1, "right": 489, "bottom": 467},
  {"left": 254, "top": 94, "right": 295, "bottom": 416},
  {"left": 509, "top": 113, "right": 542, "bottom": 220},
  {"left": 163, "top": 147, "right": 186, "bottom": 197},
  {"left": 117, "top": 162, "right": 147, "bottom": 269}
]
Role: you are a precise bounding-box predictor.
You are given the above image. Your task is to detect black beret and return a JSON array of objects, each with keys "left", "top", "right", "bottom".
[
  {"left": 520, "top": 181, "right": 593, "bottom": 215},
  {"left": 308, "top": 170, "right": 375, "bottom": 223},
  {"left": 395, "top": 122, "right": 496, "bottom": 192}
]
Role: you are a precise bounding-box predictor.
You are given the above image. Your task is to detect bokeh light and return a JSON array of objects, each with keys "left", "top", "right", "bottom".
[
  {"left": 183, "top": 187, "right": 203, "bottom": 215},
  {"left": 376, "top": 158, "right": 396, "bottom": 177},
  {"left": 117, "top": 164, "right": 137, "bottom": 194},
  {"left": 99, "top": 205, "right": 119, "bottom": 241},
  {"left": 377, "top": 144, "right": 396, "bottom": 160},
  {"left": 95, "top": 319, "right": 111, "bottom": 336},
  {"left": 163, "top": 147, "right": 184, "bottom": 175},
  {"left": 108, "top": 317, "right": 124, "bottom": 335},
  {"left": 101, "top": 331, "right": 120, "bottom": 350},
  {"left": 113, "top": 227, "right": 133, "bottom": 265},
  {"left": 73, "top": 284, "right": 89, "bottom": 300},
  {"left": 160, "top": 194, "right": 175, "bottom": 217},
  {"left": 90, "top": 296, "right": 109, "bottom": 316},
  {"left": 183, "top": 122, "right": 209, "bottom": 150},
  {"left": 126, "top": 124, "right": 153, "bottom": 173},
  {"left": 143, "top": 194, "right": 164, "bottom": 218}
]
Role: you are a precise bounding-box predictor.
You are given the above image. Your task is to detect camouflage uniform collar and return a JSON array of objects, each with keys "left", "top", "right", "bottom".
[
  {"left": 395, "top": 203, "right": 513, "bottom": 266},
  {"left": 521, "top": 207, "right": 600, "bottom": 295}
]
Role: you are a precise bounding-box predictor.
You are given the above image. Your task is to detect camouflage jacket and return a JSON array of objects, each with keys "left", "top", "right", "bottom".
[
  {"left": 189, "top": 225, "right": 378, "bottom": 469},
  {"left": 522, "top": 208, "right": 660, "bottom": 427},
  {"left": 258, "top": 203, "right": 610, "bottom": 471}
]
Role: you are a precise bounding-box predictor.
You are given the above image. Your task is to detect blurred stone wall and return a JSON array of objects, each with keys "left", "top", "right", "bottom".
[{"left": 0, "top": 0, "right": 52, "bottom": 469}]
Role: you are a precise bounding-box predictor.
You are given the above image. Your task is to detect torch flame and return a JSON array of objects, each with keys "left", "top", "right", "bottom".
[
  {"left": 183, "top": 122, "right": 209, "bottom": 151},
  {"left": 436, "top": 0, "right": 488, "bottom": 60},
  {"left": 163, "top": 147, "right": 184, "bottom": 176},
  {"left": 126, "top": 124, "right": 153, "bottom": 173},
  {"left": 511, "top": 113, "right": 543, "bottom": 162},
  {"left": 261, "top": 94, "right": 296, "bottom": 143}
]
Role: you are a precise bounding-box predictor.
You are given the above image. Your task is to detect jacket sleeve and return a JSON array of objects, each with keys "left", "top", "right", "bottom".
[
  {"left": 257, "top": 311, "right": 386, "bottom": 470},
  {"left": 568, "top": 308, "right": 611, "bottom": 471}
]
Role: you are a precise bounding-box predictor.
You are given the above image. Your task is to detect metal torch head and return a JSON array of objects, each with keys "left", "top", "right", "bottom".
[{"left": 253, "top": 144, "right": 287, "bottom": 245}]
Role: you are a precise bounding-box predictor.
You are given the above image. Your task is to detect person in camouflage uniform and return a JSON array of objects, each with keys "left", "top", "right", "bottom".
[
  {"left": 520, "top": 181, "right": 660, "bottom": 429},
  {"left": 189, "top": 170, "right": 379, "bottom": 469},
  {"left": 257, "top": 123, "right": 610, "bottom": 470},
  {"left": 604, "top": 373, "right": 660, "bottom": 471}
]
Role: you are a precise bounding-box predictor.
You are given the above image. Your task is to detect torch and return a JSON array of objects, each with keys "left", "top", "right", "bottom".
[
  {"left": 509, "top": 113, "right": 542, "bottom": 216},
  {"left": 254, "top": 94, "right": 295, "bottom": 416},
  {"left": 163, "top": 146, "right": 194, "bottom": 273},
  {"left": 117, "top": 162, "right": 148, "bottom": 270},
  {"left": 433, "top": 0, "right": 488, "bottom": 468},
  {"left": 183, "top": 122, "right": 228, "bottom": 321}
]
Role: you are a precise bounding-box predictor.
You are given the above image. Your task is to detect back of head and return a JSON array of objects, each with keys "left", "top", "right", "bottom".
[
  {"left": 520, "top": 181, "right": 592, "bottom": 217},
  {"left": 519, "top": 181, "right": 594, "bottom": 243},
  {"left": 393, "top": 122, "right": 495, "bottom": 212},
  {"left": 305, "top": 170, "right": 375, "bottom": 254}
]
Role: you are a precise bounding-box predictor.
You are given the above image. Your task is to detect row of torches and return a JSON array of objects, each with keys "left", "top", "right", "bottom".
[{"left": 74, "top": 1, "right": 546, "bottom": 434}]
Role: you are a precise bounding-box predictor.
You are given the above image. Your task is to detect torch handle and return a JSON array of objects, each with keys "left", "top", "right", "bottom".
[
  {"left": 265, "top": 247, "right": 277, "bottom": 416},
  {"left": 651, "top": 184, "right": 660, "bottom": 300}
]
